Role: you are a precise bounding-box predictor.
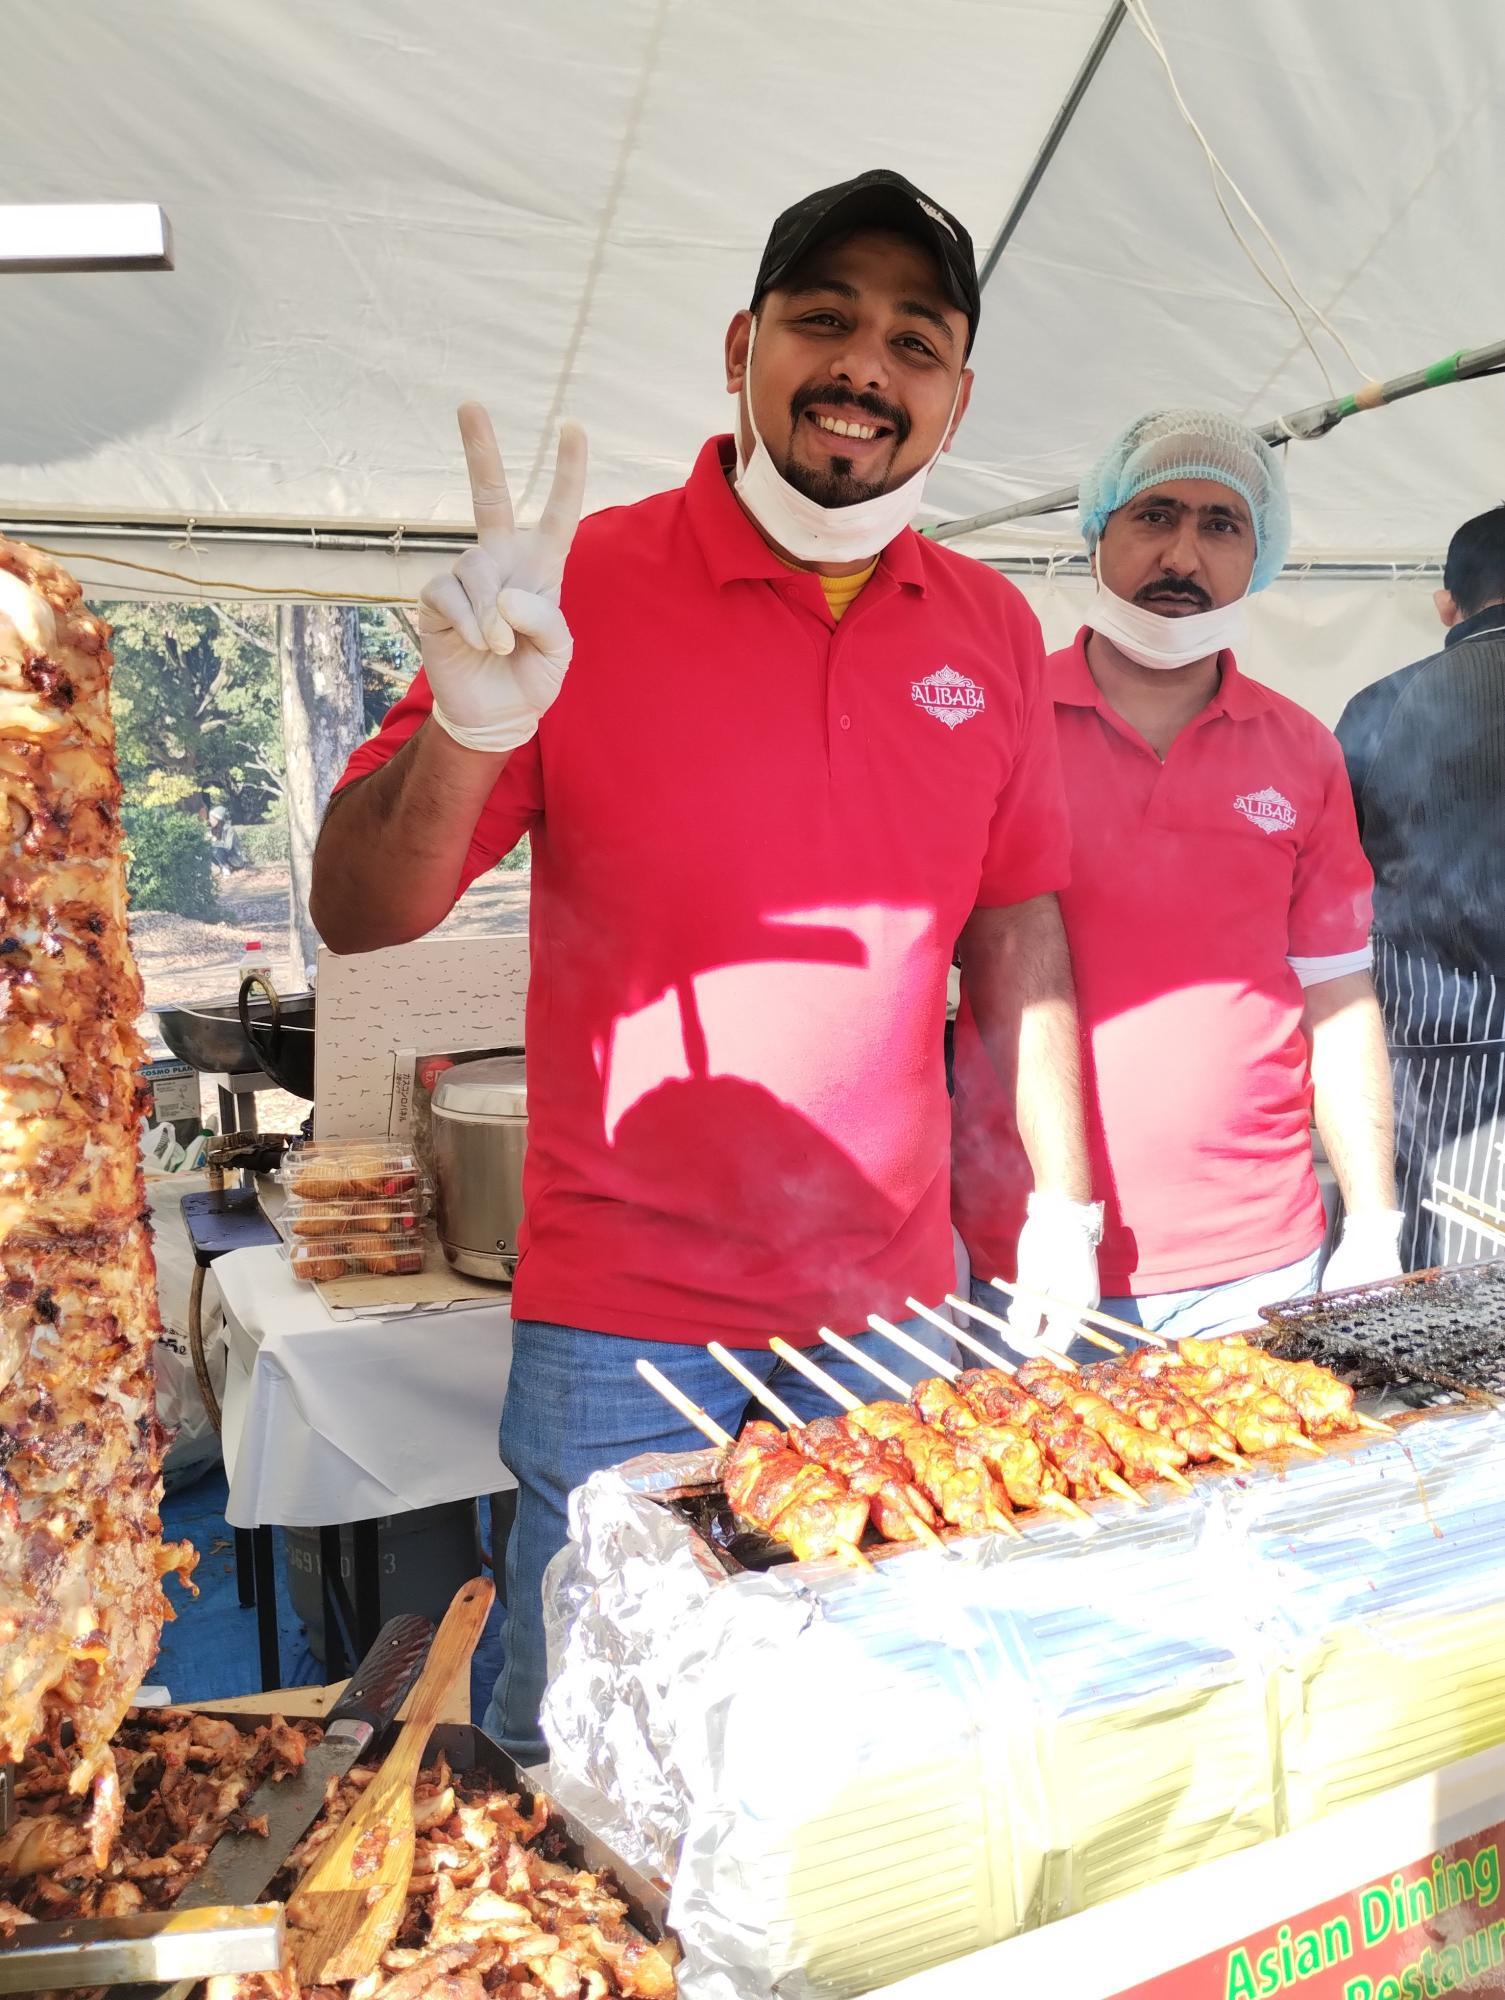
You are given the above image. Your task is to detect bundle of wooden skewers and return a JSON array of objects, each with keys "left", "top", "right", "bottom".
[{"left": 639, "top": 1280, "right": 1391, "bottom": 1573}]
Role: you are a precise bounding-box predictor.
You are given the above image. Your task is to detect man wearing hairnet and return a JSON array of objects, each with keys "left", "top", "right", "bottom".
[{"left": 953, "top": 411, "right": 1402, "bottom": 1345}]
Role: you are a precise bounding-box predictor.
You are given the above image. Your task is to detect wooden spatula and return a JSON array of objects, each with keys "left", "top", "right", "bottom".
[{"left": 285, "top": 1576, "right": 495, "bottom": 1984}]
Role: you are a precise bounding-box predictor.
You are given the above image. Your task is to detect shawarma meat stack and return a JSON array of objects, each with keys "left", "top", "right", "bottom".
[{"left": 0, "top": 537, "right": 193, "bottom": 1817}]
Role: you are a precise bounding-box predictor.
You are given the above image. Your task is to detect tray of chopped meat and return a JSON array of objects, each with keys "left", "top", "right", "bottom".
[{"left": 0, "top": 1708, "right": 676, "bottom": 1999}]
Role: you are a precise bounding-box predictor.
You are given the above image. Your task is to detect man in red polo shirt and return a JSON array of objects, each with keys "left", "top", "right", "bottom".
[
  {"left": 311, "top": 171, "right": 1098, "bottom": 1761},
  {"left": 953, "top": 409, "right": 1404, "bottom": 1351}
]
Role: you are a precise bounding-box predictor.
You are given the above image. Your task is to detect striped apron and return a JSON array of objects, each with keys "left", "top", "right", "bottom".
[{"left": 1374, "top": 934, "right": 1505, "bottom": 1270}]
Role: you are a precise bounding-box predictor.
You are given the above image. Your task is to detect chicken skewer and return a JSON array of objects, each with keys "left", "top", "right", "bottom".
[
  {"left": 921, "top": 1305, "right": 1144, "bottom": 1502},
  {"left": 705, "top": 1342, "right": 945, "bottom": 1548},
  {"left": 881, "top": 1307, "right": 1150, "bottom": 1508},
  {"left": 1081, "top": 1362, "right": 1243, "bottom": 1466},
  {"left": 947, "top": 1365, "right": 1151, "bottom": 1506},
  {"left": 634, "top": 1359, "right": 873, "bottom": 1568},
  {"left": 1014, "top": 1357, "right": 1196, "bottom": 1490},
  {"left": 864, "top": 1316, "right": 1093, "bottom": 1525},
  {"left": 1127, "top": 1349, "right": 1325, "bottom": 1456},
  {"left": 772, "top": 1337, "right": 1022, "bottom": 1540},
  {"left": 1176, "top": 1336, "right": 1392, "bottom": 1437}
]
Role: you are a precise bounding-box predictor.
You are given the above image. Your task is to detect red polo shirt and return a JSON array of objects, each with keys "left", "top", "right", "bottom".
[
  {"left": 952, "top": 631, "right": 1373, "bottom": 1297},
  {"left": 336, "top": 437, "right": 1069, "bottom": 1342}
]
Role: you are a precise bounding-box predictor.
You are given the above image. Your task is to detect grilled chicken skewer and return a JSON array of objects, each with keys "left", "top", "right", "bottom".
[
  {"left": 1015, "top": 1357, "right": 1196, "bottom": 1490},
  {"left": 866, "top": 1314, "right": 1093, "bottom": 1523},
  {"left": 722, "top": 1423, "right": 877, "bottom": 1562},
  {"left": 635, "top": 1360, "right": 873, "bottom": 1566},
  {"left": 1176, "top": 1336, "right": 1390, "bottom": 1436},
  {"left": 953, "top": 1368, "right": 1149, "bottom": 1506},
  {"left": 862, "top": 1313, "right": 1147, "bottom": 1508},
  {"left": 774, "top": 1336, "right": 1022, "bottom": 1538},
  {"left": 1082, "top": 1363, "right": 1242, "bottom": 1465},
  {"left": 1126, "top": 1349, "right": 1324, "bottom": 1456},
  {"left": 707, "top": 1342, "right": 944, "bottom": 1547}
]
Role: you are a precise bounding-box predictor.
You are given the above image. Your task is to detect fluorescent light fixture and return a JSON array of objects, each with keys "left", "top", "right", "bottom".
[{"left": 0, "top": 203, "right": 173, "bottom": 273}]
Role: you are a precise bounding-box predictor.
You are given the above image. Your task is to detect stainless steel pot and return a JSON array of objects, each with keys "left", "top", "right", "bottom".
[{"left": 429, "top": 1056, "right": 526, "bottom": 1283}]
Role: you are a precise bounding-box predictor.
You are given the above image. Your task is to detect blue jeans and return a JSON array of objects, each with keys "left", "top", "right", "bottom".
[
  {"left": 483, "top": 1315, "right": 958, "bottom": 1764},
  {"left": 967, "top": 1247, "right": 1323, "bottom": 1364}
]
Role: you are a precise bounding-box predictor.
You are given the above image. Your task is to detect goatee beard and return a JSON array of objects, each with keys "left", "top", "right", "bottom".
[{"left": 780, "top": 456, "right": 890, "bottom": 508}]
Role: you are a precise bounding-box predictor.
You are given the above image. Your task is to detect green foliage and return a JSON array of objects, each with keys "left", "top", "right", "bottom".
[
  {"left": 123, "top": 805, "right": 220, "bottom": 920},
  {"left": 104, "top": 601, "right": 284, "bottom": 825},
  {"left": 495, "top": 834, "right": 530, "bottom": 873},
  {"left": 102, "top": 601, "right": 421, "bottom": 834},
  {"left": 235, "top": 814, "right": 291, "bottom": 866}
]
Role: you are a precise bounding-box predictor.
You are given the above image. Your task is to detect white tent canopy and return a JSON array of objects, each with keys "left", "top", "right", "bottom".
[{"left": 2, "top": 0, "right": 1502, "bottom": 708}]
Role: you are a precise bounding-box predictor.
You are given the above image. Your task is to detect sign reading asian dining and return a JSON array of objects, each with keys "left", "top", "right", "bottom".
[{"left": 1112, "top": 1826, "right": 1505, "bottom": 2000}]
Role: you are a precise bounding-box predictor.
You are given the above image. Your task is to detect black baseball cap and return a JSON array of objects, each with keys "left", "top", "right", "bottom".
[{"left": 751, "top": 168, "right": 980, "bottom": 356}]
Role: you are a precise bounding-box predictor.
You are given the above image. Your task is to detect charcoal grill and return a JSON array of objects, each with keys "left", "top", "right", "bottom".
[{"left": 1258, "top": 1259, "right": 1505, "bottom": 1399}]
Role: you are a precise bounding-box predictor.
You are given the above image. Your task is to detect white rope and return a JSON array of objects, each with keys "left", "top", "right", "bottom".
[{"left": 1124, "top": 0, "right": 1378, "bottom": 399}]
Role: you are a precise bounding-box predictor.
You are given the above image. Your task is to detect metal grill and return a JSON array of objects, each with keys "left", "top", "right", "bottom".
[{"left": 1259, "top": 1260, "right": 1505, "bottom": 1399}]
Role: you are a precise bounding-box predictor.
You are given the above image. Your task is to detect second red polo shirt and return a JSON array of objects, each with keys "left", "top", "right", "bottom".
[
  {"left": 952, "top": 631, "right": 1373, "bottom": 1298},
  {"left": 336, "top": 438, "right": 1069, "bottom": 1342}
]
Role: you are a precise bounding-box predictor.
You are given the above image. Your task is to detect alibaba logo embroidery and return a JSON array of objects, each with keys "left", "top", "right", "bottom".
[
  {"left": 1233, "top": 786, "right": 1297, "bottom": 835},
  {"left": 911, "top": 665, "right": 985, "bottom": 730}
]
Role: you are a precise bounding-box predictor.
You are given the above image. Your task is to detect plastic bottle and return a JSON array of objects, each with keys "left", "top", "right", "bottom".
[{"left": 239, "top": 939, "right": 267, "bottom": 985}]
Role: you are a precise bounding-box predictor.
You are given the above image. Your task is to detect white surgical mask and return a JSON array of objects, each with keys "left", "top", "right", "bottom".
[
  {"left": 1087, "top": 579, "right": 1247, "bottom": 671},
  {"left": 732, "top": 319, "right": 959, "bottom": 564}
]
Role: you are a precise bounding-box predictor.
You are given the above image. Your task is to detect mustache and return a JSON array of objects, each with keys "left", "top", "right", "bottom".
[
  {"left": 789, "top": 382, "right": 910, "bottom": 447},
  {"left": 1135, "top": 576, "right": 1212, "bottom": 611}
]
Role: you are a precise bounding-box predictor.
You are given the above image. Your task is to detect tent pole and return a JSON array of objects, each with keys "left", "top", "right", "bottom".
[
  {"left": 976, "top": 2, "right": 1127, "bottom": 295},
  {"left": 928, "top": 337, "right": 1505, "bottom": 542}
]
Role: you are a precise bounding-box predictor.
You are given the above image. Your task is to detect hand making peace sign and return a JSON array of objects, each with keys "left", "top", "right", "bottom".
[{"left": 419, "top": 405, "right": 588, "bottom": 754}]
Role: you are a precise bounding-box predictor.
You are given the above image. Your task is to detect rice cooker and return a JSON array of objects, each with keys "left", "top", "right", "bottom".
[{"left": 430, "top": 1055, "right": 527, "bottom": 1283}]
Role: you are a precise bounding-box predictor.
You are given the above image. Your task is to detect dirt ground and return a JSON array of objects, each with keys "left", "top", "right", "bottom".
[{"left": 134, "top": 863, "right": 531, "bottom": 1132}]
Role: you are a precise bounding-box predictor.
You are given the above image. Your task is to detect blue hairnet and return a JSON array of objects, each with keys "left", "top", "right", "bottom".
[{"left": 1078, "top": 409, "right": 1291, "bottom": 593}]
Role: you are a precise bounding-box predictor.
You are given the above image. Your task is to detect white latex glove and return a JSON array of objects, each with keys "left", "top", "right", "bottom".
[
  {"left": 418, "top": 402, "right": 588, "bottom": 753},
  {"left": 1321, "top": 1209, "right": 1406, "bottom": 1293},
  {"left": 1008, "top": 1191, "right": 1105, "bottom": 1346}
]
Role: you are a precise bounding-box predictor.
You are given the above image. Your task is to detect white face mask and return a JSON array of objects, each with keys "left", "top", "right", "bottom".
[
  {"left": 731, "top": 319, "right": 959, "bottom": 564},
  {"left": 1087, "top": 579, "right": 1247, "bottom": 671}
]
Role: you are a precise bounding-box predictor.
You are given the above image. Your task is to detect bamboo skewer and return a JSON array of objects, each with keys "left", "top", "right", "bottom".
[
  {"left": 912, "top": 1298, "right": 1017, "bottom": 1372},
  {"left": 705, "top": 1343, "right": 802, "bottom": 1428},
  {"left": 866, "top": 1313, "right": 962, "bottom": 1381},
  {"left": 768, "top": 1336, "right": 863, "bottom": 1411},
  {"left": 1432, "top": 1179, "right": 1505, "bottom": 1230},
  {"left": 903, "top": 1295, "right": 1016, "bottom": 1369},
  {"left": 984, "top": 1277, "right": 1136, "bottom": 1354},
  {"left": 815, "top": 1327, "right": 914, "bottom": 1399},
  {"left": 1423, "top": 1196, "right": 1505, "bottom": 1252},
  {"left": 1097, "top": 1469, "right": 1150, "bottom": 1508},
  {"left": 636, "top": 1359, "right": 734, "bottom": 1447},
  {"left": 706, "top": 1343, "right": 945, "bottom": 1552},
  {"left": 946, "top": 1292, "right": 1081, "bottom": 1371}
]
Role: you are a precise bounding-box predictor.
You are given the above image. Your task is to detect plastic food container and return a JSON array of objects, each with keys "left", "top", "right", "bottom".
[{"left": 278, "top": 1140, "right": 431, "bottom": 1282}]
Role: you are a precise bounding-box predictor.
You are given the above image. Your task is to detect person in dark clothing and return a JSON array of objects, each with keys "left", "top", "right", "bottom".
[{"left": 1336, "top": 504, "right": 1505, "bottom": 1270}]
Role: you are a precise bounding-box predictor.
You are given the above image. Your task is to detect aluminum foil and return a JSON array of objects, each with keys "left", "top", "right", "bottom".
[{"left": 540, "top": 1409, "right": 1505, "bottom": 2000}]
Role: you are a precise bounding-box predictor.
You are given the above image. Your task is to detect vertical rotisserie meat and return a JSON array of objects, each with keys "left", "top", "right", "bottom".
[{"left": 0, "top": 540, "right": 194, "bottom": 1800}]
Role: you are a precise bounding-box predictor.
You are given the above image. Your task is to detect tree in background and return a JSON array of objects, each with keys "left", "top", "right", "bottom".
[
  {"left": 276, "top": 604, "right": 366, "bottom": 978},
  {"left": 105, "top": 599, "right": 421, "bottom": 955}
]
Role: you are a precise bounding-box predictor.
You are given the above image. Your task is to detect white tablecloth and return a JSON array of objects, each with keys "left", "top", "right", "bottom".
[{"left": 215, "top": 1245, "right": 514, "bottom": 1528}]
